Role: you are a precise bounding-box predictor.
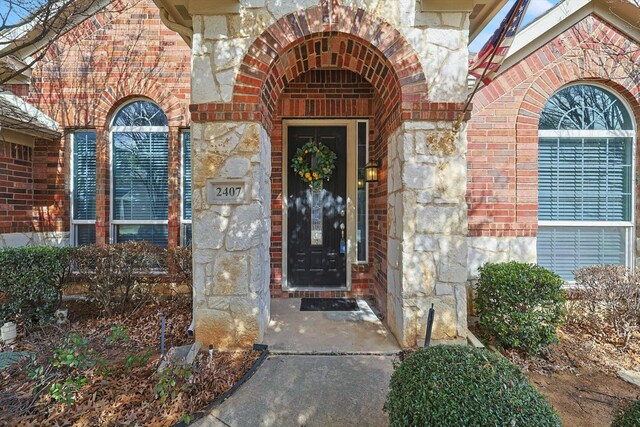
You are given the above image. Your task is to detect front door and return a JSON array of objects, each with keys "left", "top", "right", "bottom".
[{"left": 287, "top": 126, "right": 347, "bottom": 288}]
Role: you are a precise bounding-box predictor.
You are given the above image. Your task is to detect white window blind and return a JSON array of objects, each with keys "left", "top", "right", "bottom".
[
  {"left": 537, "top": 226, "right": 627, "bottom": 280},
  {"left": 538, "top": 137, "right": 632, "bottom": 222},
  {"left": 182, "top": 131, "right": 192, "bottom": 246},
  {"left": 72, "top": 131, "right": 96, "bottom": 246},
  {"left": 113, "top": 132, "right": 169, "bottom": 221}
]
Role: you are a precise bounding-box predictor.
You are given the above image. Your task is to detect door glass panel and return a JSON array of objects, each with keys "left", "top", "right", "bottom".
[
  {"left": 357, "top": 122, "right": 367, "bottom": 262},
  {"left": 311, "top": 188, "right": 323, "bottom": 246}
]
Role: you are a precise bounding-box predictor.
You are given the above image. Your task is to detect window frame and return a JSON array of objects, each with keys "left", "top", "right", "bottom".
[
  {"left": 109, "top": 99, "right": 170, "bottom": 245},
  {"left": 180, "top": 129, "right": 192, "bottom": 246},
  {"left": 70, "top": 130, "right": 97, "bottom": 246},
  {"left": 537, "top": 83, "right": 637, "bottom": 279}
]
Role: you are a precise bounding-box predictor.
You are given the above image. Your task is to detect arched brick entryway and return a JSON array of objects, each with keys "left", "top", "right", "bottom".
[{"left": 190, "top": 0, "right": 471, "bottom": 349}]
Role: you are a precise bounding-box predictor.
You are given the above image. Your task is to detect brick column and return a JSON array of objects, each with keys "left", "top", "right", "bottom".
[
  {"left": 167, "top": 126, "right": 181, "bottom": 249},
  {"left": 95, "top": 127, "right": 110, "bottom": 245}
]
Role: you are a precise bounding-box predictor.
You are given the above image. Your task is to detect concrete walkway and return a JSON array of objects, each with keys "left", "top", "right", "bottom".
[
  {"left": 263, "top": 298, "right": 401, "bottom": 354},
  {"left": 194, "top": 354, "right": 394, "bottom": 427},
  {"left": 194, "top": 298, "right": 400, "bottom": 426}
]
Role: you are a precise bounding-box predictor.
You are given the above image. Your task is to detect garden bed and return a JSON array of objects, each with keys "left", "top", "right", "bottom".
[
  {"left": 472, "top": 323, "right": 640, "bottom": 426},
  {"left": 0, "top": 297, "right": 262, "bottom": 426}
]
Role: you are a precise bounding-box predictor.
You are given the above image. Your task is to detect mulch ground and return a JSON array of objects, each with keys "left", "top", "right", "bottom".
[
  {"left": 472, "top": 322, "right": 640, "bottom": 426},
  {"left": 0, "top": 297, "right": 261, "bottom": 426}
]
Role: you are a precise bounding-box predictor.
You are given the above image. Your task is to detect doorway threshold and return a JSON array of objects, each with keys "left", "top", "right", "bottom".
[{"left": 283, "top": 287, "right": 350, "bottom": 292}]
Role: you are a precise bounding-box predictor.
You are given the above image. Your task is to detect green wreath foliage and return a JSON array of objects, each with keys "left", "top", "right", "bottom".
[{"left": 290, "top": 140, "right": 337, "bottom": 188}]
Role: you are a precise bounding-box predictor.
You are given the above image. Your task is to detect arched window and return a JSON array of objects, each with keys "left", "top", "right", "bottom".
[
  {"left": 111, "top": 100, "right": 169, "bottom": 247},
  {"left": 537, "top": 85, "right": 635, "bottom": 280}
]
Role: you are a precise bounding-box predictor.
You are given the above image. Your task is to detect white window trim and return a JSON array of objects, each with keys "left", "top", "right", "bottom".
[
  {"left": 109, "top": 100, "right": 170, "bottom": 244},
  {"left": 70, "top": 130, "right": 97, "bottom": 246},
  {"left": 111, "top": 125, "right": 169, "bottom": 133},
  {"left": 539, "top": 129, "right": 635, "bottom": 138},
  {"left": 356, "top": 119, "right": 369, "bottom": 264},
  {"left": 538, "top": 221, "right": 634, "bottom": 227},
  {"left": 112, "top": 220, "right": 168, "bottom": 225},
  {"left": 538, "top": 83, "right": 637, "bottom": 273},
  {"left": 180, "top": 129, "right": 192, "bottom": 246}
]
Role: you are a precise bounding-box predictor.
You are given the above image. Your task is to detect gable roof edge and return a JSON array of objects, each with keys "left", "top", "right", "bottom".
[{"left": 499, "top": 0, "right": 640, "bottom": 75}]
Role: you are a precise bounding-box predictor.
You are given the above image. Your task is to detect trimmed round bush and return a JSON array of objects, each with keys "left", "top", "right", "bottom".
[
  {"left": 385, "top": 346, "right": 561, "bottom": 427},
  {"left": 612, "top": 400, "right": 640, "bottom": 427},
  {"left": 476, "top": 262, "right": 566, "bottom": 354}
]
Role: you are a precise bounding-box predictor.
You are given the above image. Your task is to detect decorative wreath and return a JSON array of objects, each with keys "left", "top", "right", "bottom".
[{"left": 290, "top": 140, "right": 337, "bottom": 188}]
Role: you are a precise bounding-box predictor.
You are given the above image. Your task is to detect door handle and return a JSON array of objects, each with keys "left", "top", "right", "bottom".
[{"left": 340, "top": 209, "right": 345, "bottom": 217}]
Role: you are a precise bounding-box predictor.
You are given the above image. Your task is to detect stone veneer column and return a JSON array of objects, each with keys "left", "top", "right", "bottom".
[
  {"left": 387, "top": 121, "right": 468, "bottom": 347},
  {"left": 191, "top": 122, "right": 271, "bottom": 349}
]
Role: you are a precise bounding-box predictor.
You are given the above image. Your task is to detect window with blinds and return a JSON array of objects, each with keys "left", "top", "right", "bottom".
[
  {"left": 537, "top": 85, "right": 635, "bottom": 281},
  {"left": 111, "top": 100, "right": 169, "bottom": 247},
  {"left": 182, "top": 131, "right": 192, "bottom": 245},
  {"left": 72, "top": 131, "right": 96, "bottom": 246},
  {"left": 538, "top": 138, "right": 632, "bottom": 222}
]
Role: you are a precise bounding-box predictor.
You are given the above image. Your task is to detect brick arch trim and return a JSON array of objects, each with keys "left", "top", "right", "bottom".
[
  {"left": 233, "top": 3, "right": 429, "bottom": 132},
  {"left": 516, "top": 71, "right": 640, "bottom": 146},
  {"left": 95, "top": 77, "right": 188, "bottom": 128},
  {"left": 513, "top": 14, "right": 640, "bottom": 138}
]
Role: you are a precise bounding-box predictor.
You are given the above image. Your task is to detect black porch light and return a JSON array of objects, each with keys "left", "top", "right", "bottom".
[{"left": 365, "top": 159, "right": 380, "bottom": 183}]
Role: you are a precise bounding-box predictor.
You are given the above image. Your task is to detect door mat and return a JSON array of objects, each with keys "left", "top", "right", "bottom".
[{"left": 300, "top": 298, "right": 359, "bottom": 311}]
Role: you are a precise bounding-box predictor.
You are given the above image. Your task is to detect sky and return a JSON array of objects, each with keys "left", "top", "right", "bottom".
[{"left": 469, "top": 0, "right": 561, "bottom": 52}]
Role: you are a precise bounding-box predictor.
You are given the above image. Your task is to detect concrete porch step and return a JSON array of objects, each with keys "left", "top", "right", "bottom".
[{"left": 263, "top": 298, "right": 401, "bottom": 354}]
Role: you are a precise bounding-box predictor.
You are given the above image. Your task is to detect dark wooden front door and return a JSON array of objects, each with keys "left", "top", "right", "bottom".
[{"left": 287, "top": 126, "right": 347, "bottom": 288}]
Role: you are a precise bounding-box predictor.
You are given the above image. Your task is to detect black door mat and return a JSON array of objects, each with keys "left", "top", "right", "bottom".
[{"left": 300, "top": 298, "right": 359, "bottom": 311}]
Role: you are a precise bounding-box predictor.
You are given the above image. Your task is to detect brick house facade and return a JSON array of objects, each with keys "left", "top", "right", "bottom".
[
  {"left": 467, "top": 1, "right": 640, "bottom": 281},
  {"left": 1, "top": 0, "right": 638, "bottom": 349},
  {"left": 2, "top": 0, "right": 192, "bottom": 249}
]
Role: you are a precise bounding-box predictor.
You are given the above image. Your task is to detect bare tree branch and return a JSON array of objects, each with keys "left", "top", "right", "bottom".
[{"left": 0, "top": 0, "right": 130, "bottom": 85}]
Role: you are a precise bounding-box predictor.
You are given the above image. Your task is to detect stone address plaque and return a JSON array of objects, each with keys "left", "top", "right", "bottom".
[{"left": 206, "top": 180, "right": 247, "bottom": 204}]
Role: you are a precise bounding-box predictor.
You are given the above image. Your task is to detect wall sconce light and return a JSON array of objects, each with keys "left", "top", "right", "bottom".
[{"left": 365, "top": 160, "right": 380, "bottom": 183}]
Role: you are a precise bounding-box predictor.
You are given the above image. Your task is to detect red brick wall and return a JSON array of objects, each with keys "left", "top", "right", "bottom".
[
  {"left": 32, "top": 138, "right": 67, "bottom": 233},
  {"left": 0, "top": 141, "right": 33, "bottom": 233},
  {"left": 467, "top": 14, "right": 640, "bottom": 238},
  {"left": 27, "top": 0, "right": 191, "bottom": 246}
]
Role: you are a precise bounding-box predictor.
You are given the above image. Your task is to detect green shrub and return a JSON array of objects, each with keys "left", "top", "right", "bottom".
[
  {"left": 385, "top": 346, "right": 561, "bottom": 427},
  {"left": 476, "top": 262, "right": 566, "bottom": 354},
  {"left": 74, "top": 241, "right": 166, "bottom": 315},
  {"left": 612, "top": 400, "right": 640, "bottom": 427},
  {"left": 0, "top": 246, "right": 74, "bottom": 325}
]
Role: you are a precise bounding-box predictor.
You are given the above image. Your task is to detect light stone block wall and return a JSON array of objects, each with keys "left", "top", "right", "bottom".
[
  {"left": 191, "top": 1, "right": 469, "bottom": 105},
  {"left": 191, "top": 122, "right": 271, "bottom": 349},
  {"left": 467, "top": 236, "right": 537, "bottom": 280},
  {"left": 0, "top": 232, "right": 70, "bottom": 248},
  {"left": 190, "top": 0, "right": 472, "bottom": 348},
  {"left": 387, "top": 121, "right": 469, "bottom": 347}
]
